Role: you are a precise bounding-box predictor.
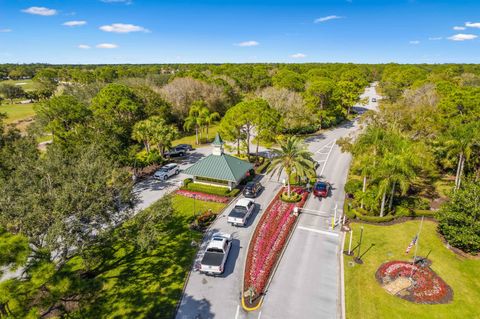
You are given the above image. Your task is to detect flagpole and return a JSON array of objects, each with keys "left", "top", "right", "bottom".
[{"left": 410, "top": 216, "right": 425, "bottom": 278}]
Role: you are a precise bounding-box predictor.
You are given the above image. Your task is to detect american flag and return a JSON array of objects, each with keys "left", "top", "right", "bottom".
[{"left": 405, "top": 235, "right": 418, "bottom": 254}]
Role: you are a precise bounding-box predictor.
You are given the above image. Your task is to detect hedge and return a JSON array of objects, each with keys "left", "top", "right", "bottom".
[
  {"left": 255, "top": 159, "right": 271, "bottom": 174},
  {"left": 182, "top": 182, "right": 240, "bottom": 197},
  {"left": 352, "top": 209, "right": 396, "bottom": 223}
]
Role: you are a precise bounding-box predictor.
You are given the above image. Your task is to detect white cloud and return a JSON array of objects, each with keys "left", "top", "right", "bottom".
[
  {"left": 0, "top": 28, "right": 12, "bottom": 33},
  {"left": 314, "top": 15, "right": 343, "bottom": 23},
  {"left": 63, "top": 20, "right": 87, "bottom": 27},
  {"left": 96, "top": 43, "right": 119, "bottom": 49},
  {"left": 453, "top": 26, "right": 466, "bottom": 30},
  {"left": 99, "top": 23, "right": 149, "bottom": 33},
  {"left": 447, "top": 33, "right": 478, "bottom": 41},
  {"left": 409, "top": 40, "right": 420, "bottom": 44},
  {"left": 235, "top": 40, "right": 259, "bottom": 47},
  {"left": 290, "top": 53, "right": 306, "bottom": 58},
  {"left": 428, "top": 37, "right": 442, "bottom": 40},
  {"left": 465, "top": 22, "right": 480, "bottom": 28},
  {"left": 101, "top": 0, "right": 133, "bottom": 4},
  {"left": 78, "top": 44, "right": 91, "bottom": 49},
  {"left": 22, "top": 6, "right": 57, "bottom": 16}
]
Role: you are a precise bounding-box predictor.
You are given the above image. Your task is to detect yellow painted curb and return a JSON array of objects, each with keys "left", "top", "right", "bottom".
[{"left": 241, "top": 295, "right": 263, "bottom": 311}]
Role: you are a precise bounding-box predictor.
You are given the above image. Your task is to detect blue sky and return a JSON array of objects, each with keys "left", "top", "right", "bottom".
[{"left": 0, "top": 0, "right": 479, "bottom": 64}]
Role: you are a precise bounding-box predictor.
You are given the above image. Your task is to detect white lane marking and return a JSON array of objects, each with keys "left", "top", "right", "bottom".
[
  {"left": 298, "top": 226, "right": 339, "bottom": 237},
  {"left": 315, "top": 140, "right": 334, "bottom": 154},
  {"left": 319, "top": 140, "right": 336, "bottom": 176},
  {"left": 258, "top": 311, "right": 262, "bottom": 319},
  {"left": 235, "top": 305, "right": 240, "bottom": 319}
]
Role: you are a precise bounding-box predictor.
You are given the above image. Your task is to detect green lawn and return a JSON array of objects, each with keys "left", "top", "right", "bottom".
[
  {"left": 0, "top": 102, "right": 36, "bottom": 123},
  {"left": 1, "top": 79, "right": 39, "bottom": 92},
  {"left": 344, "top": 221, "right": 480, "bottom": 319},
  {"left": 78, "top": 195, "right": 226, "bottom": 318},
  {"left": 173, "top": 125, "right": 219, "bottom": 147}
]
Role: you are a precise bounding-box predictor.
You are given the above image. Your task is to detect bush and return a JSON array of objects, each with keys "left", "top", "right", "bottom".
[
  {"left": 413, "top": 209, "right": 436, "bottom": 217},
  {"left": 134, "top": 149, "right": 163, "bottom": 167},
  {"left": 279, "top": 191, "right": 302, "bottom": 203},
  {"left": 193, "top": 210, "right": 217, "bottom": 230},
  {"left": 255, "top": 159, "right": 271, "bottom": 174},
  {"left": 344, "top": 199, "right": 356, "bottom": 219},
  {"left": 344, "top": 179, "right": 363, "bottom": 196},
  {"left": 352, "top": 209, "right": 395, "bottom": 223},
  {"left": 183, "top": 178, "right": 193, "bottom": 187},
  {"left": 438, "top": 180, "right": 480, "bottom": 253},
  {"left": 395, "top": 205, "right": 412, "bottom": 217},
  {"left": 183, "top": 182, "right": 240, "bottom": 197}
]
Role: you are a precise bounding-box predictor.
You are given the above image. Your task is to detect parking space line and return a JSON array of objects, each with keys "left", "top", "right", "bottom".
[
  {"left": 258, "top": 311, "right": 262, "bottom": 319},
  {"left": 298, "top": 226, "right": 339, "bottom": 237}
]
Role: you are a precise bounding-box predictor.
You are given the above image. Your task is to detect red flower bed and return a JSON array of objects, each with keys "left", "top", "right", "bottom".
[
  {"left": 243, "top": 187, "right": 308, "bottom": 305},
  {"left": 175, "top": 190, "right": 230, "bottom": 203},
  {"left": 376, "top": 260, "right": 453, "bottom": 304}
]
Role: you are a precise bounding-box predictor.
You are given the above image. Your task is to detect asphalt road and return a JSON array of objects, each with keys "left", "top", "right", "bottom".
[{"left": 175, "top": 84, "right": 380, "bottom": 319}]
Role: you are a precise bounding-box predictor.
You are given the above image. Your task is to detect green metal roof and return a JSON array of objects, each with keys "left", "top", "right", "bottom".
[
  {"left": 183, "top": 153, "right": 253, "bottom": 182},
  {"left": 212, "top": 133, "right": 224, "bottom": 146}
]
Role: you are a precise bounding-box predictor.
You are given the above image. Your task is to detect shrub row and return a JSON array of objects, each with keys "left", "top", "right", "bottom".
[
  {"left": 344, "top": 202, "right": 437, "bottom": 223},
  {"left": 181, "top": 181, "right": 240, "bottom": 197},
  {"left": 255, "top": 159, "right": 271, "bottom": 174}
]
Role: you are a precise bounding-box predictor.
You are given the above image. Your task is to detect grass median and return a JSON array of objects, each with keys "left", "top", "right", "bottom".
[{"left": 344, "top": 221, "right": 480, "bottom": 319}]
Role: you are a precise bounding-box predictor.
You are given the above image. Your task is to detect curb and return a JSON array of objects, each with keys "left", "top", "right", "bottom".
[{"left": 339, "top": 229, "right": 346, "bottom": 319}]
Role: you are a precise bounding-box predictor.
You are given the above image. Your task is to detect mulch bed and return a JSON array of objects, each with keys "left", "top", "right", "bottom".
[{"left": 375, "top": 260, "right": 453, "bottom": 304}]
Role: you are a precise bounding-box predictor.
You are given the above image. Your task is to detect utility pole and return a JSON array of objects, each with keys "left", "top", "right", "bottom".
[{"left": 410, "top": 217, "right": 425, "bottom": 278}]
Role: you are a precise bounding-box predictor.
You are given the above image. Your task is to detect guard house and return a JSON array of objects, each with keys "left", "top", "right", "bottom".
[{"left": 183, "top": 133, "right": 253, "bottom": 190}]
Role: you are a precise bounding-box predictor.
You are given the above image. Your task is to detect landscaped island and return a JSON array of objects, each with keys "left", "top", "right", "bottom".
[{"left": 242, "top": 186, "right": 308, "bottom": 310}]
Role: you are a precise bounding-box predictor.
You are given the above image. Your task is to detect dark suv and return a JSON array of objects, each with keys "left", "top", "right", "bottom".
[
  {"left": 243, "top": 181, "right": 262, "bottom": 198},
  {"left": 176, "top": 144, "right": 193, "bottom": 151},
  {"left": 165, "top": 146, "right": 187, "bottom": 157}
]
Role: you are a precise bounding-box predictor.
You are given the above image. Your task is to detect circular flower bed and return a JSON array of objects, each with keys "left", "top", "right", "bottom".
[
  {"left": 376, "top": 260, "right": 453, "bottom": 304},
  {"left": 279, "top": 191, "right": 302, "bottom": 203}
]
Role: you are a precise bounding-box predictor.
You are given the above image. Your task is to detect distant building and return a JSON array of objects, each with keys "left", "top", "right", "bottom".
[{"left": 183, "top": 133, "right": 253, "bottom": 190}]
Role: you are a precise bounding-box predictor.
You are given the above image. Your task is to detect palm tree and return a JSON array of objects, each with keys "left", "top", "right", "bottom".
[
  {"left": 183, "top": 101, "right": 207, "bottom": 145},
  {"left": 267, "top": 136, "right": 315, "bottom": 197},
  {"left": 442, "top": 121, "right": 480, "bottom": 190},
  {"left": 132, "top": 120, "right": 152, "bottom": 153},
  {"left": 201, "top": 108, "right": 220, "bottom": 142}
]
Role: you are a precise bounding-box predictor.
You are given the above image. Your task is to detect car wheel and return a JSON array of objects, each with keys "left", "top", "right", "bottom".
[
  {"left": 175, "top": 170, "right": 179, "bottom": 175},
  {"left": 164, "top": 175, "right": 168, "bottom": 181},
  {"left": 180, "top": 152, "right": 185, "bottom": 157}
]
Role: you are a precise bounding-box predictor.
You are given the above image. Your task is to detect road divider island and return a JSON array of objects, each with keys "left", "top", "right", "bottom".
[{"left": 242, "top": 186, "right": 309, "bottom": 310}]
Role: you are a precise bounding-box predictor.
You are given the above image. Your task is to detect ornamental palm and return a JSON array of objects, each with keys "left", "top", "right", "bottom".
[
  {"left": 201, "top": 108, "right": 220, "bottom": 141},
  {"left": 183, "top": 101, "right": 208, "bottom": 145},
  {"left": 267, "top": 136, "right": 315, "bottom": 197}
]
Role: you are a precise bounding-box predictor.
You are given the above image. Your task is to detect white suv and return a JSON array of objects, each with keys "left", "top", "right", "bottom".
[{"left": 154, "top": 163, "right": 180, "bottom": 180}]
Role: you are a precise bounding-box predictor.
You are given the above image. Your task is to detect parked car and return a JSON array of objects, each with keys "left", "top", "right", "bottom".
[
  {"left": 227, "top": 198, "right": 255, "bottom": 226},
  {"left": 165, "top": 146, "right": 187, "bottom": 158},
  {"left": 153, "top": 163, "right": 180, "bottom": 180},
  {"left": 243, "top": 181, "right": 262, "bottom": 198},
  {"left": 371, "top": 97, "right": 377, "bottom": 102},
  {"left": 313, "top": 180, "right": 331, "bottom": 198},
  {"left": 199, "top": 232, "right": 232, "bottom": 275},
  {"left": 175, "top": 144, "right": 193, "bottom": 151}
]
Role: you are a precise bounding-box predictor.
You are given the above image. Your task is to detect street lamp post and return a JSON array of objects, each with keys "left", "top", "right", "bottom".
[{"left": 354, "top": 226, "right": 364, "bottom": 264}]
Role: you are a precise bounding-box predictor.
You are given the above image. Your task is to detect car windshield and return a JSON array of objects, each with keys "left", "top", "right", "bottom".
[
  {"left": 246, "top": 183, "right": 255, "bottom": 189},
  {"left": 159, "top": 167, "right": 169, "bottom": 172},
  {"left": 315, "top": 183, "right": 327, "bottom": 190}
]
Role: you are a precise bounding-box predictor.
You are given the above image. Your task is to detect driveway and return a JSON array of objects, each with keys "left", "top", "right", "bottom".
[
  {"left": 175, "top": 84, "right": 380, "bottom": 319},
  {"left": 133, "top": 146, "right": 213, "bottom": 211}
]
